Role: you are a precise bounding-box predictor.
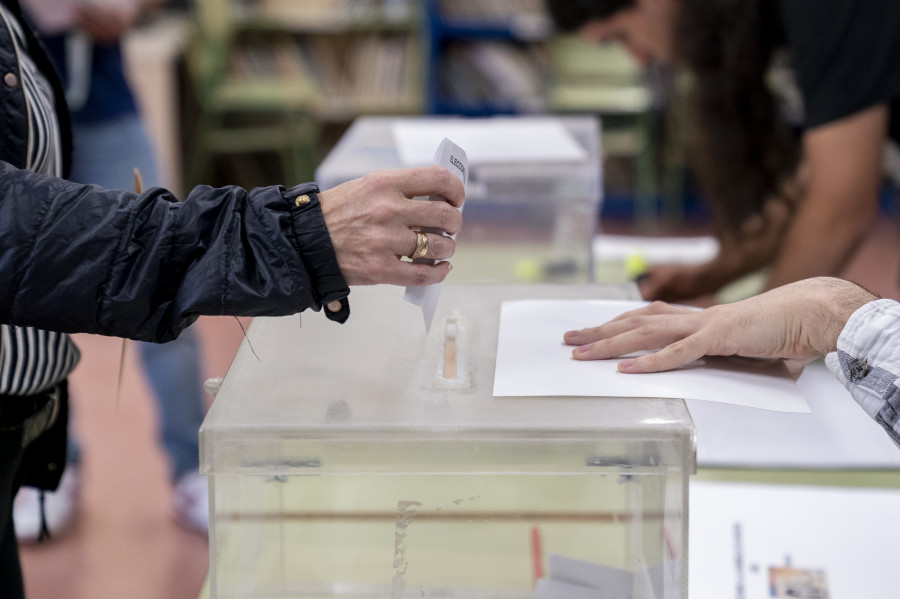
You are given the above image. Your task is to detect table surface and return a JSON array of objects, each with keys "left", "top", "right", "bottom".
[{"left": 196, "top": 280, "right": 900, "bottom": 599}]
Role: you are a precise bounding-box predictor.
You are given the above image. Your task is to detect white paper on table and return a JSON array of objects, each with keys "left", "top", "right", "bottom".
[
  {"left": 403, "top": 137, "right": 468, "bottom": 330},
  {"left": 534, "top": 554, "right": 677, "bottom": 599},
  {"left": 690, "top": 480, "right": 900, "bottom": 599},
  {"left": 686, "top": 360, "right": 900, "bottom": 468},
  {"left": 492, "top": 299, "right": 810, "bottom": 413},
  {"left": 391, "top": 118, "right": 586, "bottom": 166},
  {"left": 593, "top": 234, "right": 720, "bottom": 265}
]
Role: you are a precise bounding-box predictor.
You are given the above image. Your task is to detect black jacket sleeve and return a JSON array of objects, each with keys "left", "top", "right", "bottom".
[{"left": 0, "top": 161, "right": 350, "bottom": 342}]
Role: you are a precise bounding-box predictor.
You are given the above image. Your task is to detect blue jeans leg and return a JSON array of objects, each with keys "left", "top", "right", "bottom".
[
  {"left": 69, "top": 114, "right": 160, "bottom": 191},
  {"left": 137, "top": 331, "right": 206, "bottom": 480}
]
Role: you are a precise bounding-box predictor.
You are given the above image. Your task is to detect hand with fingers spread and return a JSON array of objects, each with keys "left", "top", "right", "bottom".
[
  {"left": 318, "top": 166, "right": 465, "bottom": 287},
  {"left": 564, "top": 277, "right": 877, "bottom": 373}
]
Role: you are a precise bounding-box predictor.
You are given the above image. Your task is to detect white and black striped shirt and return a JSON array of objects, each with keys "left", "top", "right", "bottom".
[{"left": 0, "top": 4, "right": 79, "bottom": 395}]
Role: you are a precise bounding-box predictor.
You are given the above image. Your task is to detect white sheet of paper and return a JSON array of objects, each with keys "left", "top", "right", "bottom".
[
  {"left": 690, "top": 481, "right": 900, "bottom": 599},
  {"left": 391, "top": 119, "right": 586, "bottom": 166},
  {"left": 403, "top": 137, "right": 468, "bottom": 330},
  {"left": 548, "top": 555, "right": 642, "bottom": 598},
  {"left": 593, "top": 234, "right": 720, "bottom": 265},
  {"left": 493, "top": 299, "right": 810, "bottom": 413},
  {"left": 686, "top": 361, "right": 900, "bottom": 468},
  {"left": 533, "top": 579, "right": 606, "bottom": 599},
  {"left": 535, "top": 554, "right": 675, "bottom": 599}
]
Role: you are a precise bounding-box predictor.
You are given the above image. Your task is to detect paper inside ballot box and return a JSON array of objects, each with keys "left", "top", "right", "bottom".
[{"left": 535, "top": 554, "right": 679, "bottom": 599}]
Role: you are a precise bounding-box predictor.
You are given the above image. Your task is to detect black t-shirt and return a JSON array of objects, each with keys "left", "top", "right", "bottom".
[{"left": 779, "top": 0, "right": 900, "bottom": 142}]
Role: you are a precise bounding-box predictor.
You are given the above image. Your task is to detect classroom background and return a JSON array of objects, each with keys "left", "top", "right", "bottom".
[{"left": 18, "top": 1, "right": 900, "bottom": 598}]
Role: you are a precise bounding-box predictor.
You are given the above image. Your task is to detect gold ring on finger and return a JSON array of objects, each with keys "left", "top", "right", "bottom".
[{"left": 409, "top": 231, "right": 428, "bottom": 259}]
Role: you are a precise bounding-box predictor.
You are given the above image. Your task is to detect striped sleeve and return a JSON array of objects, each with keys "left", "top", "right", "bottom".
[
  {"left": 0, "top": 326, "right": 80, "bottom": 395},
  {"left": 824, "top": 299, "right": 900, "bottom": 444},
  {"left": 0, "top": 5, "right": 78, "bottom": 395}
]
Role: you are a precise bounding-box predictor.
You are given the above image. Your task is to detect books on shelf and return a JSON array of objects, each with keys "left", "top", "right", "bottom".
[
  {"left": 242, "top": 0, "right": 415, "bottom": 29},
  {"left": 302, "top": 33, "right": 418, "bottom": 115},
  {"left": 439, "top": 0, "right": 545, "bottom": 21},
  {"left": 439, "top": 41, "right": 548, "bottom": 113},
  {"left": 547, "top": 35, "right": 651, "bottom": 113},
  {"left": 438, "top": 0, "right": 552, "bottom": 39},
  {"left": 221, "top": 0, "right": 422, "bottom": 118},
  {"left": 230, "top": 32, "right": 419, "bottom": 118}
]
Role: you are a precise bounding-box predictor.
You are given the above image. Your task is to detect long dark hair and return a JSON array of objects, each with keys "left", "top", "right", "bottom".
[
  {"left": 545, "top": 0, "right": 800, "bottom": 234},
  {"left": 675, "top": 0, "right": 799, "bottom": 234},
  {"left": 545, "top": 0, "right": 634, "bottom": 31}
]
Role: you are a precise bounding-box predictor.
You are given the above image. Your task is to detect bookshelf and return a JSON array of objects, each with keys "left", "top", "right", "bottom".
[
  {"left": 422, "top": 0, "right": 668, "bottom": 225},
  {"left": 220, "top": 0, "right": 425, "bottom": 121},
  {"left": 186, "top": 0, "right": 675, "bottom": 224},
  {"left": 183, "top": 0, "right": 426, "bottom": 188},
  {"left": 424, "top": 0, "right": 553, "bottom": 115},
  {"left": 546, "top": 34, "right": 670, "bottom": 227}
]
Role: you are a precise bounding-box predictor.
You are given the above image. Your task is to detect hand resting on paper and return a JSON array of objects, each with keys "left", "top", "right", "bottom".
[
  {"left": 319, "top": 166, "right": 464, "bottom": 287},
  {"left": 564, "top": 277, "right": 877, "bottom": 373}
]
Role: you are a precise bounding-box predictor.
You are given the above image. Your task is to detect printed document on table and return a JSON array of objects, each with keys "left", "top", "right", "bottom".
[
  {"left": 403, "top": 137, "right": 468, "bottom": 330},
  {"left": 391, "top": 118, "right": 586, "bottom": 166},
  {"left": 492, "top": 299, "right": 810, "bottom": 413},
  {"left": 690, "top": 481, "right": 898, "bottom": 598}
]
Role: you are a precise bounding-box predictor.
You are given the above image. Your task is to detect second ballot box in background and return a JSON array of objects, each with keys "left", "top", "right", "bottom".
[{"left": 316, "top": 116, "right": 602, "bottom": 283}]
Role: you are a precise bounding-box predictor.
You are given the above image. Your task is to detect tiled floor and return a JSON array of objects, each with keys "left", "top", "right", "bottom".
[{"left": 16, "top": 216, "right": 900, "bottom": 599}]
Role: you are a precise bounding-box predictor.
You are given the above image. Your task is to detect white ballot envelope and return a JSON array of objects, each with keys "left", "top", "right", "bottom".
[{"left": 403, "top": 137, "right": 468, "bottom": 330}]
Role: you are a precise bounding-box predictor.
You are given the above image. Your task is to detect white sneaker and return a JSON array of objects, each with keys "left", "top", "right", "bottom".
[
  {"left": 172, "top": 470, "right": 209, "bottom": 535},
  {"left": 14, "top": 464, "right": 81, "bottom": 543}
]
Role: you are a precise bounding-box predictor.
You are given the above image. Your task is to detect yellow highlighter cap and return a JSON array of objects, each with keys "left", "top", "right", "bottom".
[
  {"left": 514, "top": 259, "right": 543, "bottom": 282},
  {"left": 624, "top": 252, "right": 648, "bottom": 279}
]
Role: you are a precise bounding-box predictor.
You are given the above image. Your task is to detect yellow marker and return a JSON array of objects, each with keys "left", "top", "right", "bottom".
[
  {"left": 514, "top": 259, "right": 543, "bottom": 282},
  {"left": 624, "top": 252, "right": 648, "bottom": 280}
]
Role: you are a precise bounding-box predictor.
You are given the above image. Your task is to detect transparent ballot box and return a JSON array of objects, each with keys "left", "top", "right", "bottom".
[
  {"left": 315, "top": 117, "right": 602, "bottom": 283},
  {"left": 201, "top": 284, "right": 695, "bottom": 599}
]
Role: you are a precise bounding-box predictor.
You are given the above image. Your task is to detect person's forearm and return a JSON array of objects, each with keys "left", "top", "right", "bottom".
[
  {"left": 637, "top": 204, "right": 785, "bottom": 303},
  {"left": 766, "top": 105, "right": 887, "bottom": 290},
  {"left": 765, "top": 191, "right": 877, "bottom": 290},
  {"left": 569, "top": 277, "right": 877, "bottom": 371},
  {"left": 0, "top": 162, "right": 343, "bottom": 342},
  {"left": 709, "top": 232, "right": 779, "bottom": 286},
  {"left": 706, "top": 199, "right": 790, "bottom": 288}
]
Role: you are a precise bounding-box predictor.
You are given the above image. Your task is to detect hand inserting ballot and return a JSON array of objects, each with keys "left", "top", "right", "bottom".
[{"left": 319, "top": 166, "right": 465, "bottom": 287}]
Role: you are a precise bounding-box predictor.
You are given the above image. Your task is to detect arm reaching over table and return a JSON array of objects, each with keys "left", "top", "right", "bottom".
[
  {"left": 564, "top": 276, "right": 900, "bottom": 445},
  {"left": 564, "top": 277, "right": 877, "bottom": 373}
]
